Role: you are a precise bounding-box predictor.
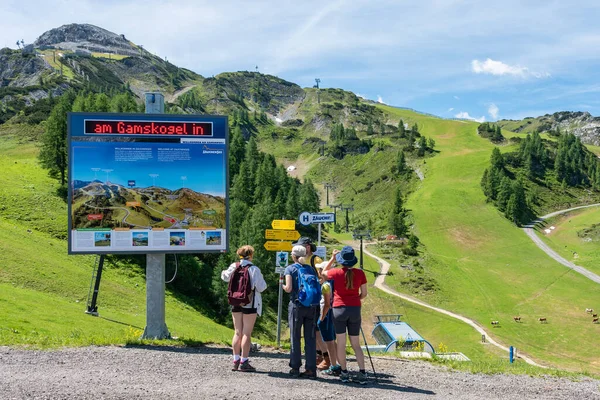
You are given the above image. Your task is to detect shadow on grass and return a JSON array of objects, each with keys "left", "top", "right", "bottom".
[{"left": 99, "top": 316, "right": 144, "bottom": 331}]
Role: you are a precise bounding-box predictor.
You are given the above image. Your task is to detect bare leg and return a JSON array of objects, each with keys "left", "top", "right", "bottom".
[
  {"left": 232, "top": 312, "right": 243, "bottom": 357},
  {"left": 335, "top": 333, "right": 347, "bottom": 370},
  {"left": 325, "top": 340, "right": 338, "bottom": 366},
  {"left": 241, "top": 313, "right": 257, "bottom": 358},
  {"left": 348, "top": 335, "right": 365, "bottom": 370},
  {"left": 316, "top": 330, "right": 327, "bottom": 353}
]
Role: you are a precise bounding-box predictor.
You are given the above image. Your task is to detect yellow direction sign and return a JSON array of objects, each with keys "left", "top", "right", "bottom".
[
  {"left": 264, "top": 241, "right": 293, "bottom": 251},
  {"left": 265, "top": 229, "right": 300, "bottom": 241},
  {"left": 271, "top": 220, "right": 295, "bottom": 230}
]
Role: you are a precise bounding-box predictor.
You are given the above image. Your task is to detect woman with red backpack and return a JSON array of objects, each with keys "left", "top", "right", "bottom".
[{"left": 221, "top": 245, "right": 267, "bottom": 372}]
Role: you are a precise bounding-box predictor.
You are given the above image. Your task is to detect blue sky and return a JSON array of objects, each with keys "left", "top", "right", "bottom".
[
  {"left": 3, "top": 0, "right": 600, "bottom": 121},
  {"left": 72, "top": 141, "right": 226, "bottom": 196}
]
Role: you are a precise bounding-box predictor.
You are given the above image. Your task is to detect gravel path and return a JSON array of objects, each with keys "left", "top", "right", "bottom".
[
  {"left": 522, "top": 203, "right": 600, "bottom": 285},
  {"left": 1, "top": 346, "right": 599, "bottom": 400},
  {"left": 366, "top": 246, "right": 544, "bottom": 368}
]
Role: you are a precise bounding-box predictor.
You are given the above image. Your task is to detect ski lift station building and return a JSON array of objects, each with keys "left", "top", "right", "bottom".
[{"left": 369, "top": 315, "right": 435, "bottom": 354}]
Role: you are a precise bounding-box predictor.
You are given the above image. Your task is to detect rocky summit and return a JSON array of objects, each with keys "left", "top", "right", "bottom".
[{"left": 33, "top": 23, "right": 139, "bottom": 56}]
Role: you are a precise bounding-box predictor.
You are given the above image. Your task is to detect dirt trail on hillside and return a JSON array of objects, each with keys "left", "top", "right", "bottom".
[
  {"left": 358, "top": 244, "right": 545, "bottom": 368},
  {"left": 1, "top": 346, "right": 598, "bottom": 399},
  {"left": 523, "top": 203, "right": 600, "bottom": 285}
]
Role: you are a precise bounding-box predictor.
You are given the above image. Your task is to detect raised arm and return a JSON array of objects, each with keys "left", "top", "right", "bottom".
[
  {"left": 321, "top": 249, "right": 339, "bottom": 278},
  {"left": 220, "top": 263, "right": 237, "bottom": 282}
]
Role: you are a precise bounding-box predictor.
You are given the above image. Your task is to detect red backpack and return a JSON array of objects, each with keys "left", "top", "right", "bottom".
[{"left": 227, "top": 262, "right": 253, "bottom": 306}]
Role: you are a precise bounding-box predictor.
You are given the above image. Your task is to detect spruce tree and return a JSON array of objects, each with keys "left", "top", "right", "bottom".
[
  {"left": 398, "top": 119, "right": 405, "bottom": 138},
  {"left": 39, "top": 92, "right": 75, "bottom": 185},
  {"left": 389, "top": 186, "right": 408, "bottom": 237},
  {"left": 397, "top": 150, "right": 407, "bottom": 174},
  {"left": 496, "top": 176, "right": 513, "bottom": 211},
  {"left": 417, "top": 136, "right": 427, "bottom": 157}
]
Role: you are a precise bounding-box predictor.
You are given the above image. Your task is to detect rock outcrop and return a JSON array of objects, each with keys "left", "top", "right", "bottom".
[{"left": 34, "top": 24, "right": 139, "bottom": 56}]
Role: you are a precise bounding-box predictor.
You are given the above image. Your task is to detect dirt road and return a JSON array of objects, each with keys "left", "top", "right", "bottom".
[{"left": 523, "top": 203, "right": 600, "bottom": 285}]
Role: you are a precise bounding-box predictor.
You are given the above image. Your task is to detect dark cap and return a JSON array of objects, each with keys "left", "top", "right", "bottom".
[
  {"left": 292, "top": 237, "right": 313, "bottom": 246},
  {"left": 292, "top": 237, "right": 316, "bottom": 252},
  {"left": 336, "top": 246, "right": 358, "bottom": 267}
]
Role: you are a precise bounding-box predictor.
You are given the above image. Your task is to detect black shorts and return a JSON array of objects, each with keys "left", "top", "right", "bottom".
[
  {"left": 332, "top": 306, "right": 362, "bottom": 336},
  {"left": 232, "top": 306, "right": 257, "bottom": 314}
]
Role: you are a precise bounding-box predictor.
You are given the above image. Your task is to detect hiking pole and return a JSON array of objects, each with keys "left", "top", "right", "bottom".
[{"left": 360, "top": 326, "right": 378, "bottom": 383}]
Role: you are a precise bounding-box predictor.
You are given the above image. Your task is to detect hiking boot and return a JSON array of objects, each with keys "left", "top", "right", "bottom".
[
  {"left": 352, "top": 371, "right": 368, "bottom": 385},
  {"left": 300, "top": 370, "right": 317, "bottom": 379},
  {"left": 239, "top": 360, "right": 256, "bottom": 372},
  {"left": 289, "top": 368, "right": 300, "bottom": 378},
  {"left": 340, "top": 370, "right": 350, "bottom": 383},
  {"left": 316, "top": 355, "right": 331, "bottom": 370},
  {"left": 231, "top": 360, "right": 240, "bottom": 371},
  {"left": 324, "top": 364, "right": 342, "bottom": 376}
]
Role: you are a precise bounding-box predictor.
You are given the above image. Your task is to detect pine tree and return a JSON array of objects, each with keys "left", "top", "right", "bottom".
[
  {"left": 428, "top": 137, "right": 435, "bottom": 150},
  {"left": 412, "top": 123, "right": 419, "bottom": 134},
  {"left": 38, "top": 92, "right": 74, "bottom": 185},
  {"left": 285, "top": 181, "right": 300, "bottom": 220},
  {"left": 229, "top": 125, "right": 246, "bottom": 178},
  {"left": 398, "top": 119, "right": 406, "bottom": 138},
  {"left": 397, "top": 150, "right": 407, "bottom": 174},
  {"left": 389, "top": 186, "right": 408, "bottom": 237},
  {"left": 496, "top": 176, "right": 513, "bottom": 211},
  {"left": 417, "top": 136, "right": 427, "bottom": 157},
  {"left": 490, "top": 147, "right": 504, "bottom": 170}
]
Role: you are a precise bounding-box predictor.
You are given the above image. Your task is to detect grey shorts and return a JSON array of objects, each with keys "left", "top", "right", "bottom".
[{"left": 332, "top": 306, "right": 362, "bottom": 336}]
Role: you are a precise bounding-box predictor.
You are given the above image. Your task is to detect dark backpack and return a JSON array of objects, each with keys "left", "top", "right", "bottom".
[
  {"left": 227, "top": 262, "right": 253, "bottom": 306},
  {"left": 295, "top": 263, "right": 321, "bottom": 307}
]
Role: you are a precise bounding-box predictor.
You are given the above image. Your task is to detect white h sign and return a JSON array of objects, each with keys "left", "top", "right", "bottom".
[{"left": 299, "top": 212, "right": 336, "bottom": 226}]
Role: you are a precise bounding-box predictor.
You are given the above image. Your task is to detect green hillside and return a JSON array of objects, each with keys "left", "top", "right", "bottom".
[
  {"left": 536, "top": 207, "right": 600, "bottom": 277},
  {"left": 0, "top": 124, "right": 232, "bottom": 347},
  {"left": 375, "top": 107, "right": 600, "bottom": 373}
]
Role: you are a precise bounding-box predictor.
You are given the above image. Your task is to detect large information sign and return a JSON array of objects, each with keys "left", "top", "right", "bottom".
[{"left": 67, "top": 113, "right": 228, "bottom": 254}]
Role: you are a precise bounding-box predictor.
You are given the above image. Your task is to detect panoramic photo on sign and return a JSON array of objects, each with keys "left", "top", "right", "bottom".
[{"left": 67, "top": 113, "right": 228, "bottom": 254}]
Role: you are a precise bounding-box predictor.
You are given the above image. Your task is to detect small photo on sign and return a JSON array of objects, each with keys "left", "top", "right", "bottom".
[
  {"left": 170, "top": 232, "right": 186, "bottom": 246},
  {"left": 94, "top": 232, "right": 111, "bottom": 247},
  {"left": 206, "top": 231, "right": 222, "bottom": 245},
  {"left": 132, "top": 232, "right": 149, "bottom": 246}
]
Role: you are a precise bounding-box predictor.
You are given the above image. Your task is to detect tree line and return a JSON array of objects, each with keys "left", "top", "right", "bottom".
[
  {"left": 481, "top": 132, "right": 600, "bottom": 225},
  {"left": 478, "top": 122, "right": 504, "bottom": 143}
]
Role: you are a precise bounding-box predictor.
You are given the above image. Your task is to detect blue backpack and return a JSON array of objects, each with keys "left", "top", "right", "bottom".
[{"left": 295, "top": 263, "right": 321, "bottom": 307}]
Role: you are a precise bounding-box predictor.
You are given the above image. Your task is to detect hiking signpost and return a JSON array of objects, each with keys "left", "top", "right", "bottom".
[
  {"left": 265, "top": 220, "right": 297, "bottom": 347},
  {"left": 298, "top": 211, "right": 335, "bottom": 245}
]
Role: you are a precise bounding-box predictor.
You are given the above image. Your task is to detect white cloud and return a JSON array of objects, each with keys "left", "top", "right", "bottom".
[
  {"left": 454, "top": 96, "right": 460, "bottom": 100},
  {"left": 455, "top": 111, "right": 485, "bottom": 123},
  {"left": 471, "top": 58, "right": 549, "bottom": 78},
  {"left": 488, "top": 103, "right": 499, "bottom": 119},
  {"left": 377, "top": 95, "right": 385, "bottom": 104},
  {"left": 448, "top": 107, "right": 454, "bottom": 112}
]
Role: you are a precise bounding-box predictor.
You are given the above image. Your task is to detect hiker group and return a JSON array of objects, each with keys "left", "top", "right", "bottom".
[{"left": 221, "top": 237, "right": 369, "bottom": 384}]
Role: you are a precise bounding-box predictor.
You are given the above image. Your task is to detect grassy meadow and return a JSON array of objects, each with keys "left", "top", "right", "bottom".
[
  {"left": 535, "top": 206, "right": 600, "bottom": 277},
  {"left": 366, "top": 106, "right": 600, "bottom": 374}
]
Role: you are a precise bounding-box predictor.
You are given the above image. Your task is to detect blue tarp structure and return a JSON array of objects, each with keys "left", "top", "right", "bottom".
[{"left": 370, "top": 315, "right": 435, "bottom": 353}]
